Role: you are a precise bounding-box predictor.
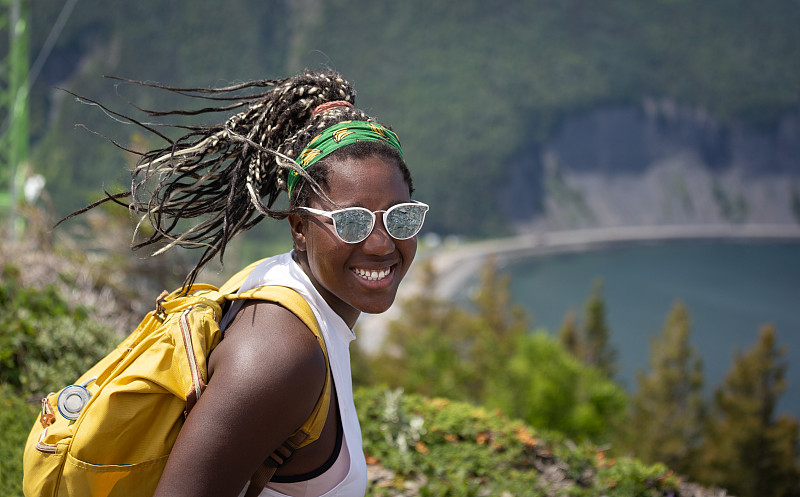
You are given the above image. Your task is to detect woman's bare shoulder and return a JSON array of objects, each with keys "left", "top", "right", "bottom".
[
  {"left": 210, "top": 299, "right": 326, "bottom": 402},
  {"left": 154, "top": 300, "right": 326, "bottom": 496}
]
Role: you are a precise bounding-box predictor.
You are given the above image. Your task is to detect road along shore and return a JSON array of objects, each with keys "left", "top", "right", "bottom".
[{"left": 356, "top": 223, "right": 800, "bottom": 353}]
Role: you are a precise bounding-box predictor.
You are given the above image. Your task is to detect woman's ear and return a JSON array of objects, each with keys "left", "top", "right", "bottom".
[{"left": 288, "top": 213, "right": 307, "bottom": 252}]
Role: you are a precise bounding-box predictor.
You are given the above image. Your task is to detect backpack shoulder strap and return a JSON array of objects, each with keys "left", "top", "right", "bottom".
[
  {"left": 225, "top": 284, "right": 333, "bottom": 497},
  {"left": 217, "top": 258, "right": 270, "bottom": 295},
  {"left": 227, "top": 284, "right": 331, "bottom": 448}
]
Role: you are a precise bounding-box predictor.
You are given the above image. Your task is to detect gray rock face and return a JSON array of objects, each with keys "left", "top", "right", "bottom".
[{"left": 501, "top": 102, "right": 800, "bottom": 231}]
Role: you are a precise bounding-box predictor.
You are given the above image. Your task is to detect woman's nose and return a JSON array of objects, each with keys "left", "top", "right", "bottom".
[{"left": 362, "top": 218, "right": 395, "bottom": 255}]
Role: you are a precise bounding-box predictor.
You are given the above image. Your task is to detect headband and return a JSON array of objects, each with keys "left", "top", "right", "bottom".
[{"left": 287, "top": 120, "right": 403, "bottom": 196}]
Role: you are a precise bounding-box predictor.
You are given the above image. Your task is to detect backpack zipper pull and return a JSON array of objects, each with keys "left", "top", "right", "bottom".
[{"left": 40, "top": 396, "right": 55, "bottom": 427}]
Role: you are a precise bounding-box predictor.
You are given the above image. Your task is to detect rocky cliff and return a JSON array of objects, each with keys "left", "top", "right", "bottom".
[{"left": 503, "top": 100, "right": 800, "bottom": 232}]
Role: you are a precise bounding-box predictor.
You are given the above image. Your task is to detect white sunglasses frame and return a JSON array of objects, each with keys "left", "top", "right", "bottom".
[{"left": 297, "top": 201, "right": 429, "bottom": 244}]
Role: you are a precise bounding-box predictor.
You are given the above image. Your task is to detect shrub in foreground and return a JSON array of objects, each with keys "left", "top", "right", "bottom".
[{"left": 356, "top": 386, "right": 698, "bottom": 497}]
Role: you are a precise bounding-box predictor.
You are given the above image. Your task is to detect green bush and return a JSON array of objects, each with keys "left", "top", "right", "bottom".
[
  {"left": 0, "top": 264, "right": 118, "bottom": 398},
  {"left": 0, "top": 383, "right": 39, "bottom": 497},
  {"left": 357, "top": 386, "right": 681, "bottom": 496},
  {"left": 497, "top": 331, "right": 627, "bottom": 444}
]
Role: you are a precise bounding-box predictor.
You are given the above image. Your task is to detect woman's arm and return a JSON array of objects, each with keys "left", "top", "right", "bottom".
[{"left": 154, "top": 300, "right": 327, "bottom": 497}]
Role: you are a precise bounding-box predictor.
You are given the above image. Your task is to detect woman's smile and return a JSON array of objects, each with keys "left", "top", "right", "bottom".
[{"left": 352, "top": 265, "right": 394, "bottom": 282}]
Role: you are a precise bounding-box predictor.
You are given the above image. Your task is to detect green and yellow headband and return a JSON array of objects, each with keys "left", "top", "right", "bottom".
[{"left": 287, "top": 120, "right": 403, "bottom": 196}]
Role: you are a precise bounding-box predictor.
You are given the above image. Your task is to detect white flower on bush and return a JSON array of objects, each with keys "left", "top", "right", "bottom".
[{"left": 379, "top": 388, "right": 426, "bottom": 455}]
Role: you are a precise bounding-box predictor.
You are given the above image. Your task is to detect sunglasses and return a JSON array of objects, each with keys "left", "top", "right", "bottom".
[{"left": 298, "top": 201, "right": 429, "bottom": 244}]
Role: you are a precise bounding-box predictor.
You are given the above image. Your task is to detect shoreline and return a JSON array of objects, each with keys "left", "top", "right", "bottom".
[
  {"left": 427, "top": 223, "right": 800, "bottom": 299},
  {"left": 356, "top": 223, "right": 800, "bottom": 353}
]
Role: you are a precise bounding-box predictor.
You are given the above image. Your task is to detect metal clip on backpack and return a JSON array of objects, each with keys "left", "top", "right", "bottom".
[{"left": 22, "top": 259, "right": 331, "bottom": 497}]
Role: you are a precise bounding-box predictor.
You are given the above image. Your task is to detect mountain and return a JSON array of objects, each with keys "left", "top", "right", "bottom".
[{"left": 19, "top": 0, "right": 800, "bottom": 238}]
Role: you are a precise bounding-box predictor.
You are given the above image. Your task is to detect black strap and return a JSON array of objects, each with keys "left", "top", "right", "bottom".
[{"left": 242, "top": 431, "right": 309, "bottom": 497}]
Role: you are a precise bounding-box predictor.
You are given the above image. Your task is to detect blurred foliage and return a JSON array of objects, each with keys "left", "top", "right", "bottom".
[
  {"left": 697, "top": 325, "right": 800, "bottom": 497},
  {"left": 0, "top": 263, "right": 118, "bottom": 397},
  {"left": 558, "top": 279, "right": 617, "bottom": 377},
  {"left": 621, "top": 301, "right": 706, "bottom": 479},
  {"left": 358, "top": 257, "right": 800, "bottom": 492},
  {"left": 0, "top": 257, "right": 683, "bottom": 497},
  {"left": 360, "top": 259, "right": 628, "bottom": 444},
  {"left": 0, "top": 262, "right": 119, "bottom": 497},
  {"left": 20, "top": 0, "right": 800, "bottom": 238},
  {"left": 1, "top": 240, "right": 797, "bottom": 494},
  {"left": 0, "top": 383, "right": 39, "bottom": 497}
]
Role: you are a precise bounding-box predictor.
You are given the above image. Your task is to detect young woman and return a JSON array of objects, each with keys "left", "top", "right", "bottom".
[{"left": 74, "top": 70, "right": 428, "bottom": 496}]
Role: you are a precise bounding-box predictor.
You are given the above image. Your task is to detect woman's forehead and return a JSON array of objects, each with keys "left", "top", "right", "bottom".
[{"left": 321, "top": 155, "right": 410, "bottom": 206}]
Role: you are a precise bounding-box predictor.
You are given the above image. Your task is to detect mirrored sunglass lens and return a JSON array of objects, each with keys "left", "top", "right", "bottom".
[
  {"left": 386, "top": 204, "right": 426, "bottom": 239},
  {"left": 332, "top": 209, "right": 374, "bottom": 242}
]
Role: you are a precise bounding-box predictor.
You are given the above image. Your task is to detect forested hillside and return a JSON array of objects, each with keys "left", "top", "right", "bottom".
[{"left": 21, "top": 0, "right": 800, "bottom": 238}]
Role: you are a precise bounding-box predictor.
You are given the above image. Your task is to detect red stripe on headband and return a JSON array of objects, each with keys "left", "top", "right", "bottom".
[{"left": 311, "top": 100, "right": 354, "bottom": 116}]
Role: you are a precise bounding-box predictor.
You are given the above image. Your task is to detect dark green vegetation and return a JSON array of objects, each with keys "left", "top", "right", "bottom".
[
  {"left": 356, "top": 261, "right": 627, "bottom": 445},
  {"left": 0, "top": 265, "right": 118, "bottom": 396},
  {"left": 356, "top": 260, "right": 800, "bottom": 496},
  {"left": 19, "top": 0, "right": 800, "bottom": 238},
  {"left": 356, "top": 386, "right": 683, "bottom": 496},
  {"left": 2, "top": 223, "right": 799, "bottom": 496},
  {"left": 1, "top": 383, "right": 39, "bottom": 497}
]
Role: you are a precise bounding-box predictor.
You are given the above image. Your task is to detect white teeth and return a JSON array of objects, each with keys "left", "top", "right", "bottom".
[{"left": 354, "top": 267, "right": 391, "bottom": 281}]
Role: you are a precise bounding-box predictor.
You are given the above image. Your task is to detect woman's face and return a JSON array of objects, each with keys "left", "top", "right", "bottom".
[{"left": 290, "top": 155, "right": 417, "bottom": 328}]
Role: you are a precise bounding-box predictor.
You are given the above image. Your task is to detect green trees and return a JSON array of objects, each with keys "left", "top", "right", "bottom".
[
  {"left": 365, "top": 259, "right": 627, "bottom": 443},
  {"left": 4, "top": 236, "right": 799, "bottom": 494},
  {"left": 499, "top": 331, "right": 627, "bottom": 443},
  {"left": 360, "top": 259, "right": 478, "bottom": 401},
  {"left": 620, "top": 306, "right": 800, "bottom": 495},
  {"left": 697, "top": 325, "right": 800, "bottom": 497},
  {"left": 25, "top": 1, "right": 800, "bottom": 238},
  {"left": 558, "top": 280, "right": 617, "bottom": 378},
  {"left": 365, "top": 258, "right": 800, "bottom": 493},
  {"left": 622, "top": 301, "right": 706, "bottom": 477},
  {"left": 365, "top": 259, "right": 523, "bottom": 403}
]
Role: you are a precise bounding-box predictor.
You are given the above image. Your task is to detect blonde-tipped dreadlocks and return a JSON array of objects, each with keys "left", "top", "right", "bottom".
[{"left": 62, "top": 70, "right": 412, "bottom": 289}]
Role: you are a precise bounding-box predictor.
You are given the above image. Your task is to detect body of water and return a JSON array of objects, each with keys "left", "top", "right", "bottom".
[{"left": 484, "top": 240, "right": 800, "bottom": 419}]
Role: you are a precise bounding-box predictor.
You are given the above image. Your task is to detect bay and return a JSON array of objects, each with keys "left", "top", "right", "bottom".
[{"left": 489, "top": 240, "right": 800, "bottom": 419}]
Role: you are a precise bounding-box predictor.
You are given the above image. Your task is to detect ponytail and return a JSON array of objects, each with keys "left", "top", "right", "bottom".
[{"left": 61, "top": 70, "right": 409, "bottom": 289}]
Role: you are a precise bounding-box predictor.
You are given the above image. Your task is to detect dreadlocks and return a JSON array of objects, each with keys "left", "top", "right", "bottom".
[{"left": 63, "top": 69, "right": 413, "bottom": 289}]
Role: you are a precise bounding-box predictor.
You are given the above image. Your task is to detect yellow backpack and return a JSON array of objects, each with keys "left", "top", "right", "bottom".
[{"left": 22, "top": 259, "right": 331, "bottom": 497}]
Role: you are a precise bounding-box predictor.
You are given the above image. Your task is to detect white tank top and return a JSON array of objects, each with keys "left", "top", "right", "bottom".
[{"left": 227, "top": 252, "right": 368, "bottom": 497}]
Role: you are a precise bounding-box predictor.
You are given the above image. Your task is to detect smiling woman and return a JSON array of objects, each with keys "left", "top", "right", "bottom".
[
  {"left": 52, "top": 70, "right": 426, "bottom": 497},
  {"left": 292, "top": 155, "right": 426, "bottom": 326}
]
